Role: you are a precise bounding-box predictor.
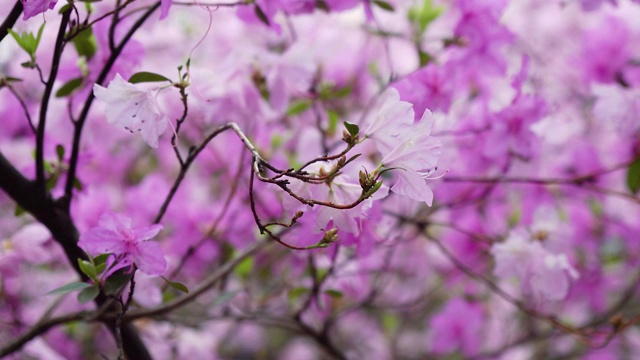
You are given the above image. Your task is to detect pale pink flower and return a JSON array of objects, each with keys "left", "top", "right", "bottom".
[
  {"left": 93, "top": 74, "right": 168, "bottom": 148},
  {"left": 380, "top": 110, "right": 442, "bottom": 206},
  {"left": 365, "top": 88, "right": 413, "bottom": 155},
  {"left": 365, "top": 89, "right": 442, "bottom": 205},
  {"left": 491, "top": 230, "right": 579, "bottom": 302},
  {"left": 78, "top": 212, "right": 166, "bottom": 276}
]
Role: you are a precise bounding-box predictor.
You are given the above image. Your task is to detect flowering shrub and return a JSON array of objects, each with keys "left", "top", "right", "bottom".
[{"left": 2, "top": 0, "right": 640, "bottom": 359}]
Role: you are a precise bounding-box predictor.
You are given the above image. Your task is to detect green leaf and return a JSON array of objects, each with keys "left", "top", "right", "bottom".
[
  {"left": 77, "top": 286, "right": 100, "bottom": 303},
  {"left": 327, "top": 110, "right": 339, "bottom": 135},
  {"left": 627, "top": 158, "right": 640, "bottom": 194},
  {"left": 129, "top": 71, "right": 171, "bottom": 84},
  {"left": 45, "top": 173, "right": 59, "bottom": 191},
  {"left": 419, "top": 50, "right": 433, "bottom": 67},
  {"left": 72, "top": 27, "right": 97, "bottom": 60},
  {"left": 73, "top": 177, "right": 84, "bottom": 191},
  {"left": 161, "top": 276, "right": 189, "bottom": 294},
  {"left": 56, "top": 144, "right": 65, "bottom": 161},
  {"left": 59, "top": 4, "right": 70, "bottom": 13},
  {"left": 78, "top": 259, "right": 97, "bottom": 280},
  {"left": 1, "top": 76, "right": 23, "bottom": 84},
  {"left": 254, "top": 5, "right": 270, "bottom": 26},
  {"left": 316, "top": 0, "right": 330, "bottom": 11},
  {"left": 235, "top": 256, "right": 254, "bottom": 278},
  {"left": 344, "top": 121, "right": 360, "bottom": 137},
  {"left": 103, "top": 271, "right": 132, "bottom": 296},
  {"left": 55, "top": 78, "right": 83, "bottom": 97},
  {"left": 288, "top": 287, "right": 309, "bottom": 302},
  {"left": 94, "top": 253, "right": 111, "bottom": 265},
  {"left": 408, "top": 0, "right": 444, "bottom": 34},
  {"left": 286, "top": 100, "right": 312, "bottom": 116},
  {"left": 363, "top": 180, "right": 383, "bottom": 199},
  {"left": 373, "top": 0, "right": 395, "bottom": 12},
  {"left": 324, "top": 289, "right": 343, "bottom": 299},
  {"left": 95, "top": 263, "right": 106, "bottom": 275},
  {"left": 14, "top": 204, "right": 26, "bottom": 217},
  {"left": 8, "top": 29, "right": 36, "bottom": 57},
  {"left": 34, "top": 23, "right": 45, "bottom": 54},
  {"left": 382, "top": 312, "right": 399, "bottom": 334},
  {"left": 47, "top": 281, "right": 93, "bottom": 295}
]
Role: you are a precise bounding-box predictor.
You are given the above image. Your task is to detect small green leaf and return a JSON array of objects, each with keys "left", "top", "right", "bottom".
[
  {"left": 95, "top": 263, "right": 106, "bottom": 274},
  {"left": 324, "top": 289, "right": 343, "bottom": 299},
  {"left": 15, "top": 204, "right": 26, "bottom": 217},
  {"left": 342, "top": 153, "right": 362, "bottom": 167},
  {"left": 34, "top": 23, "right": 45, "bottom": 53},
  {"left": 316, "top": 0, "right": 330, "bottom": 11},
  {"left": 104, "top": 271, "right": 132, "bottom": 296},
  {"left": 344, "top": 121, "right": 360, "bottom": 137},
  {"left": 56, "top": 144, "right": 65, "bottom": 161},
  {"left": 627, "top": 158, "right": 640, "bottom": 194},
  {"left": 288, "top": 287, "right": 309, "bottom": 302},
  {"left": 78, "top": 259, "right": 97, "bottom": 280},
  {"left": 419, "top": 50, "right": 433, "bottom": 67},
  {"left": 363, "top": 180, "right": 383, "bottom": 199},
  {"left": 59, "top": 4, "right": 70, "bottom": 13},
  {"left": 56, "top": 78, "right": 83, "bottom": 97},
  {"left": 373, "top": 0, "right": 395, "bottom": 12},
  {"left": 161, "top": 276, "right": 189, "bottom": 294},
  {"left": 72, "top": 27, "right": 97, "bottom": 60},
  {"left": 327, "top": 110, "right": 339, "bottom": 135},
  {"left": 47, "top": 281, "right": 93, "bottom": 295},
  {"left": 8, "top": 29, "right": 34, "bottom": 55},
  {"left": 382, "top": 312, "right": 399, "bottom": 334},
  {"left": 73, "top": 178, "right": 84, "bottom": 191},
  {"left": 77, "top": 286, "right": 100, "bottom": 303},
  {"left": 408, "top": 0, "right": 444, "bottom": 33},
  {"left": 315, "top": 268, "right": 329, "bottom": 282},
  {"left": 254, "top": 5, "right": 270, "bottom": 26},
  {"left": 129, "top": 71, "right": 171, "bottom": 84},
  {"left": 94, "top": 253, "right": 111, "bottom": 265},
  {"left": 235, "top": 256, "right": 254, "bottom": 278},
  {"left": 2, "top": 76, "right": 23, "bottom": 83},
  {"left": 21, "top": 61, "right": 35, "bottom": 69},
  {"left": 286, "top": 100, "right": 312, "bottom": 116},
  {"left": 45, "top": 173, "right": 59, "bottom": 191}
]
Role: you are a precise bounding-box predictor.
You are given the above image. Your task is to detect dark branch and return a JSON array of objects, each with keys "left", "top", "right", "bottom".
[{"left": 0, "top": 1, "right": 22, "bottom": 43}]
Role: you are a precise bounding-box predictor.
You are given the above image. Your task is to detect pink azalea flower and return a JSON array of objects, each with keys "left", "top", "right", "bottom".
[
  {"left": 21, "top": 0, "right": 57, "bottom": 20},
  {"left": 365, "top": 88, "right": 414, "bottom": 156},
  {"left": 93, "top": 74, "right": 168, "bottom": 148},
  {"left": 78, "top": 212, "right": 166, "bottom": 276},
  {"left": 365, "top": 89, "right": 442, "bottom": 205},
  {"left": 429, "top": 298, "right": 484, "bottom": 356},
  {"left": 491, "top": 230, "right": 579, "bottom": 302},
  {"left": 381, "top": 110, "right": 442, "bottom": 205}
]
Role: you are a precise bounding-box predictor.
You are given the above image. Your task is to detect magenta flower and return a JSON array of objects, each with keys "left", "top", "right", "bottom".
[
  {"left": 78, "top": 212, "right": 166, "bottom": 277},
  {"left": 22, "top": 0, "right": 57, "bottom": 20}
]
